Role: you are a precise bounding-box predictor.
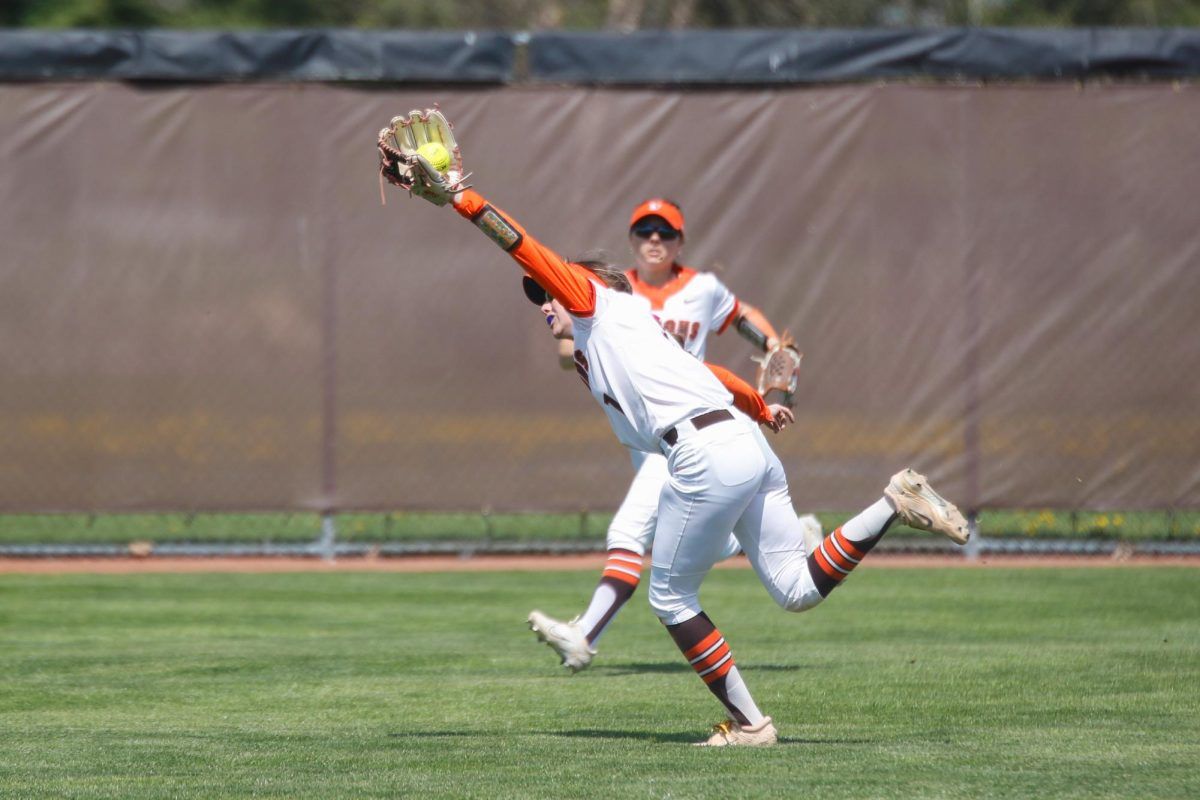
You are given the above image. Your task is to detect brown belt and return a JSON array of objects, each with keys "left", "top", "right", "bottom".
[{"left": 662, "top": 409, "right": 734, "bottom": 448}]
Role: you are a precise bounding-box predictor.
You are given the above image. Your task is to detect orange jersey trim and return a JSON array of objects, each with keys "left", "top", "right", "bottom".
[
  {"left": 717, "top": 299, "right": 741, "bottom": 334},
  {"left": 704, "top": 363, "right": 771, "bottom": 425},
  {"left": 455, "top": 189, "right": 597, "bottom": 316},
  {"left": 625, "top": 265, "right": 699, "bottom": 311}
]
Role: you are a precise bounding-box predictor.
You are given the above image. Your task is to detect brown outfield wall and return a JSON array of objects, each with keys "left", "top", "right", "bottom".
[{"left": 2, "top": 82, "right": 1198, "bottom": 515}]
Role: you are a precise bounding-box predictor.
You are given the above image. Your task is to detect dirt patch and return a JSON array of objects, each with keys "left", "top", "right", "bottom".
[{"left": 0, "top": 552, "right": 1196, "bottom": 575}]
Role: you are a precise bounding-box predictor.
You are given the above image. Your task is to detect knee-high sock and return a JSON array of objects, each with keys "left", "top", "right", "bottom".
[
  {"left": 578, "top": 549, "right": 642, "bottom": 644},
  {"left": 807, "top": 497, "right": 898, "bottom": 597},
  {"left": 666, "top": 611, "right": 764, "bottom": 726}
]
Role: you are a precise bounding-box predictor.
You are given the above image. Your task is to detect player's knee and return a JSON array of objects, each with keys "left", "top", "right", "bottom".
[
  {"left": 766, "top": 576, "right": 824, "bottom": 613},
  {"left": 781, "top": 589, "right": 824, "bottom": 613},
  {"left": 605, "top": 521, "right": 651, "bottom": 556},
  {"left": 648, "top": 584, "right": 700, "bottom": 627}
]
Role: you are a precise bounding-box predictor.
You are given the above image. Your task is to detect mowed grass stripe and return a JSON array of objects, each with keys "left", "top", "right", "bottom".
[{"left": 1, "top": 568, "right": 1197, "bottom": 799}]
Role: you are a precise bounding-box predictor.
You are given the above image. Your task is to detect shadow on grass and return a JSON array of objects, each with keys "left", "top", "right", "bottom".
[
  {"left": 558, "top": 730, "right": 874, "bottom": 745},
  {"left": 594, "top": 661, "right": 806, "bottom": 676},
  {"left": 559, "top": 729, "right": 701, "bottom": 743},
  {"left": 387, "top": 729, "right": 873, "bottom": 745}
]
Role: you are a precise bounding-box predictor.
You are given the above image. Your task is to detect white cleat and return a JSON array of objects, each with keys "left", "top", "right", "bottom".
[
  {"left": 798, "top": 513, "right": 823, "bottom": 557},
  {"left": 884, "top": 468, "right": 970, "bottom": 545},
  {"left": 527, "top": 610, "right": 596, "bottom": 673},
  {"left": 695, "top": 716, "right": 778, "bottom": 747}
]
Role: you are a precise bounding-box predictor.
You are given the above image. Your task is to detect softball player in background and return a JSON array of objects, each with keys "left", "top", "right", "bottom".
[
  {"left": 530, "top": 197, "right": 820, "bottom": 674},
  {"left": 403, "top": 179, "right": 970, "bottom": 746}
]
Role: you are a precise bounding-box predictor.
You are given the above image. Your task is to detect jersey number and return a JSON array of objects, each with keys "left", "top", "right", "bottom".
[
  {"left": 660, "top": 319, "right": 701, "bottom": 343},
  {"left": 574, "top": 349, "right": 624, "bottom": 415}
]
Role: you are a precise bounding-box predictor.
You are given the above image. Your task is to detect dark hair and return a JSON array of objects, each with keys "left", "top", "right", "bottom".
[{"left": 574, "top": 258, "right": 632, "bottom": 294}]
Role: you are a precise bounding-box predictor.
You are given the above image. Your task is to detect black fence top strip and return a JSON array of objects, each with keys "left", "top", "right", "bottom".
[
  {"left": 528, "top": 28, "right": 1200, "bottom": 84},
  {"left": 0, "top": 29, "right": 515, "bottom": 83},
  {"left": 1, "top": 28, "right": 1198, "bottom": 84}
]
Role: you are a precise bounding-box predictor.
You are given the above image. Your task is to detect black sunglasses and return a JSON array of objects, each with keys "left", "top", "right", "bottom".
[
  {"left": 631, "top": 223, "right": 681, "bottom": 241},
  {"left": 522, "top": 276, "right": 550, "bottom": 305}
]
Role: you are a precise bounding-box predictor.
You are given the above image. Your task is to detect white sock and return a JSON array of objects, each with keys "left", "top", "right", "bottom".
[
  {"left": 722, "top": 666, "right": 766, "bottom": 726},
  {"left": 577, "top": 583, "right": 619, "bottom": 643},
  {"left": 840, "top": 497, "right": 896, "bottom": 543}
]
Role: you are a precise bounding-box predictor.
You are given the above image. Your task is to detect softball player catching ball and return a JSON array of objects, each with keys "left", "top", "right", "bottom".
[
  {"left": 530, "top": 197, "right": 820, "bottom": 674},
  {"left": 383, "top": 145, "right": 970, "bottom": 746}
]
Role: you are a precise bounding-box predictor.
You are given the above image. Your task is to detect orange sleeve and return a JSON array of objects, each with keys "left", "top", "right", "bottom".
[
  {"left": 454, "top": 189, "right": 596, "bottom": 316},
  {"left": 705, "top": 363, "right": 772, "bottom": 425}
]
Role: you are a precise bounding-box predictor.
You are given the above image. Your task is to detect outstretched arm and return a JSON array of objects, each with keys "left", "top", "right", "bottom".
[
  {"left": 453, "top": 189, "right": 598, "bottom": 316},
  {"left": 733, "top": 302, "right": 783, "bottom": 352}
]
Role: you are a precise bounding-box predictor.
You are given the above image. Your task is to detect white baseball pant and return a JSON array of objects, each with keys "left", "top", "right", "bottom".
[
  {"left": 608, "top": 449, "right": 743, "bottom": 560},
  {"left": 649, "top": 414, "right": 823, "bottom": 625}
]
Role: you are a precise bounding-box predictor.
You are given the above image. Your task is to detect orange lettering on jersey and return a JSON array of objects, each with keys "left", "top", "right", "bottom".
[{"left": 658, "top": 318, "right": 701, "bottom": 342}]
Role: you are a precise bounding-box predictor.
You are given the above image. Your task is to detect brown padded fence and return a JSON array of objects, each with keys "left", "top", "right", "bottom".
[{"left": 1, "top": 82, "right": 1197, "bottom": 513}]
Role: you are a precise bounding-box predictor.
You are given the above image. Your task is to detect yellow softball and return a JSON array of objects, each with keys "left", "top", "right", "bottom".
[{"left": 416, "top": 142, "right": 451, "bottom": 173}]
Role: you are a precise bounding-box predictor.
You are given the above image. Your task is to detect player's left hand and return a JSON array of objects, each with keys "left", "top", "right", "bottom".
[
  {"left": 377, "top": 107, "right": 471, "bottom": 206},
  {"left": 764, "top": 404, "right": 794, "bottom": 433}
]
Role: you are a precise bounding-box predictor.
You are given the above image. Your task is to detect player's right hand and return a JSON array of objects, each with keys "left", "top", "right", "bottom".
[{"left": 765, "top": 404, "right": 794, "bottom": 433}]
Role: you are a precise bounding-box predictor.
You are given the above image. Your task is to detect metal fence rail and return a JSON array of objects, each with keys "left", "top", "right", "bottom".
[{"left": 3, "top": 537, "right": 1198, "bottom": 559}]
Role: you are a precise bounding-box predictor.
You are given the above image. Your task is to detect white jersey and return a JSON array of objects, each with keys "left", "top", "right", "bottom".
[
  {"left": 626, "top": 266, "right": 738, "bottom": 360},
  {"left": 569, "top": 286, "right": 734, "bottom": 454}
]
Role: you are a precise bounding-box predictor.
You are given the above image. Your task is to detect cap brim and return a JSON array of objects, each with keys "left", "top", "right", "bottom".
[
  {"left": 629, "top": 199, "right": 685, "bottom": 234},
  {"left": 522, "top": 276, "right": 549, "bottom": 306}
]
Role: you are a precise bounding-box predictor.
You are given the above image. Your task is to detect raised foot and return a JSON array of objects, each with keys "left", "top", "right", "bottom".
[{"left": 884, "top": 468, "right": 970, "bottom": 545}]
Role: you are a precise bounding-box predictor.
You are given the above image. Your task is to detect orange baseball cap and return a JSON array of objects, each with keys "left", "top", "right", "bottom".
[{"left": 629, "top": 198, "right": 684, "bottom": 235}]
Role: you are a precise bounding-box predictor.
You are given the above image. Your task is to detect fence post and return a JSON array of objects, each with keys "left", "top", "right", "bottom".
[{"left": 319, "top": 513, "right": 337, "bottom": 562}]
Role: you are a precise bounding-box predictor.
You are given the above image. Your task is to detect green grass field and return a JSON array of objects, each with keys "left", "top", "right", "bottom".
[{"left": 2, "top": 566, "right": 1198, "bottom": 799}]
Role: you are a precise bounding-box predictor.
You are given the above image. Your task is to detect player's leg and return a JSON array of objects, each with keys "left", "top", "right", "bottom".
[
  {"left": 575, "top": 451, "right": 665, "bottom": 644},
  {"left": 577, "top": 452, "right": 744, "bottom": 638},
  {"left": 738, "top": 429, "right": 968, "bottom": 608},
  {"left": 649, "top": 420, "right": 777, "bottom": 746},
  {"left": 804, "top": 466, "right": 969, "bottom": 599},
  {"left": 528, "top": 451, "right": 663, "bottom": 672}
]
